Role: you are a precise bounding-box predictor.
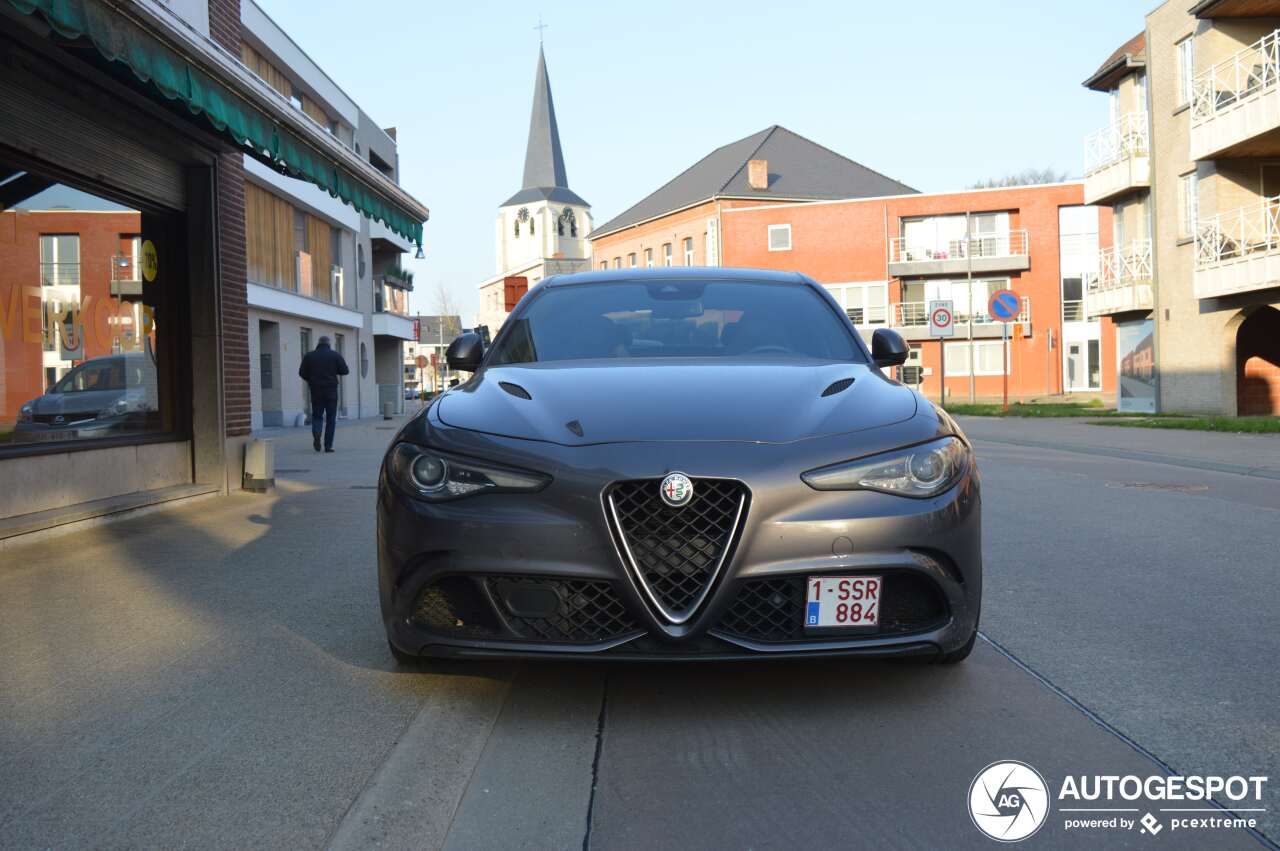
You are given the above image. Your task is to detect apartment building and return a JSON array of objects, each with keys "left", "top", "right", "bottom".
[
  {"left": 0, "top": 0, "right": 427, "bottom": 538},
  {"left": 238, "top": 1, "right": 419, "bottom": 428},
  {"left": 722, "top": 184, "right": 1113, "bottom": 403},
  {"left": 1090, "top": 1, "right": 1280, "bottom": 415}
]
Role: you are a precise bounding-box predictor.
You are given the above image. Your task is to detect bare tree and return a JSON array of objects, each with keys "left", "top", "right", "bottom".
[
  {"left": 968, "top": 168, "right": 1072, "bottom": 189},
  {"left": 433, "top": 282, "right": 462, "bottom": 336}
]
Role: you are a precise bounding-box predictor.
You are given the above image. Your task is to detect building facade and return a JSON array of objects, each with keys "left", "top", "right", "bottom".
[
  {"left": 588, "top": 125, "right": 917, "bottom": 286},
  {"left": 404, "top": 314, "right": 462, "bottom": 397},
  {"left": 0, "top": 0, "right": 427, "bottom": 539},
  {"left": 476, "top": 48, "right": 592, "bottom": 334},
  {"left": 238, "top": 1, "right": 418, "bottom": 428},
  {"left": 1088, "top": 1, "right": 1280, "bottom": 415},
  {"left": 721, "top": 184, "right": 1114, "bottom": 403}
]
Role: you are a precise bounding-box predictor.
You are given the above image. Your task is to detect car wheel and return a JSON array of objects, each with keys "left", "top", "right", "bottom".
[{"left": 936, "top": 629, "right": 977, "bottom": 664}]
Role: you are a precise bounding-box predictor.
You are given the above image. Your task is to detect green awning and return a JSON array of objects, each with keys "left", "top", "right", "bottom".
[{"left": 6, "top": 0, "right": 425, "bottom": 249}]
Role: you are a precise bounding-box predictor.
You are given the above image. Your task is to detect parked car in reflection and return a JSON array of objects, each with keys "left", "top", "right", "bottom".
[{"left": 14, "top": 351, "right": 159, "bottom": 442}]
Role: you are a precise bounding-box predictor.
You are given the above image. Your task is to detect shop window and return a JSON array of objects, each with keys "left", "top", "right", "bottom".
[{"left": 3, "top": 164, "right": 180, "bottom": 450}]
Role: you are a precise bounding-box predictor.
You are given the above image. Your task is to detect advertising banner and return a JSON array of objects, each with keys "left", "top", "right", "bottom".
[{"left": 1117, "top": 320, "right": 1156, "bottom": 413}]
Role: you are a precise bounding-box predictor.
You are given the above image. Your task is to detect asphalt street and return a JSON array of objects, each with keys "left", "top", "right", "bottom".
[{"left": 0, "top": 412, "right": 1276, "bottom": 849}]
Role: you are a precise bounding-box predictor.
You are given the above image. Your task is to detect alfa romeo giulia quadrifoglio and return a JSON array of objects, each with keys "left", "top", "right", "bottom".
[{"left": 378, "top": 269, "right": 981, "bottom": 663}]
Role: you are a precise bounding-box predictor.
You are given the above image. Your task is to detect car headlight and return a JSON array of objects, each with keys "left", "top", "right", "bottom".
[
  {"left": 18, "top": 403, "right": 33, "bottom": 424},
  {"left": 98, "top": 399, "right": 129, "bottom": 419},
  {"left": 801, "top": 436, "right": 970, "bottom": 498},
  {"left": 387, "top": 443, "right": 551, "bottom": 502}
]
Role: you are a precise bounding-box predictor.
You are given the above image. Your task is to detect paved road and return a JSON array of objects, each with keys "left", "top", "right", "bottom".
[{"left": 0, "top": 414, "right": 1275, "bottom": 849}]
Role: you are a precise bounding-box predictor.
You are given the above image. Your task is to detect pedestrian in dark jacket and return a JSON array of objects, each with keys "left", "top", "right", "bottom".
[{"left": 298, "top": 336, "right": 349, "bottom": 452}]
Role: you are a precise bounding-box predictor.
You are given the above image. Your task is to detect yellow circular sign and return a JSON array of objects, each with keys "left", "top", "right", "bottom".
[{"left": 141, "top": 240, "right": 158, "bottom": 283}]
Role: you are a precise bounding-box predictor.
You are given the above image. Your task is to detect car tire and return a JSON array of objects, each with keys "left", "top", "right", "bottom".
[{"left": 936, "top": 629, "right": 977, "bottom": 664}]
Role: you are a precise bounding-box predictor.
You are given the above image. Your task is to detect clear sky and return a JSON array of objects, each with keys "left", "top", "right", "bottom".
[{"left": 257, "top": 0, "right": 1155, "bottom": 324}]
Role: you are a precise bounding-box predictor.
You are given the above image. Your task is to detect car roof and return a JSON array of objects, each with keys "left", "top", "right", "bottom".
[{"left": 538, "top": 267, "right": 812, "bottom": 288}]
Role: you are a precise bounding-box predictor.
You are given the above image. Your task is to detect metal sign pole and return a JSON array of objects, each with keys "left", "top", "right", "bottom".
[
  {"left": 940, "top": 337, "right": 946, "bottom": 410},
  {"left": 1002, "top": 321, "right": 1010, "bottom": 412}
]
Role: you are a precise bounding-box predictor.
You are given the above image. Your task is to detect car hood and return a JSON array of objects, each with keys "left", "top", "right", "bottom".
[{"left": 436, "top": 360, "right": 917, "bottom": 445}]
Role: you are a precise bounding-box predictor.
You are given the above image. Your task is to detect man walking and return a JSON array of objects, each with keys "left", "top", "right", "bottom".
[{"left": 298, "top": 335, "right": 349, "bottom": 453}]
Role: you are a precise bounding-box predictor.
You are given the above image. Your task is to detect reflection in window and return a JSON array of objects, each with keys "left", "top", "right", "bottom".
[{"left": 3, "top": 163, "right": 175, "bottom": 448}]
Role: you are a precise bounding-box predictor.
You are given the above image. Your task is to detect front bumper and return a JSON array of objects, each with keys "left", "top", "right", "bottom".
[{"left": 378, "top": 423, "right": 981, "bottom": 662}]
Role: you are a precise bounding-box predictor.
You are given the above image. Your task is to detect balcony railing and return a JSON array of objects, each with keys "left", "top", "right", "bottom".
[
  {"left": 1191, "top": 29, "right": 1280, "bottom": 126},
  {"left": 1084, "top": 112, "right": 1149, "bottom": 175},
  {"left": 1097, "top": 240, "right": 1153, "bottom": 288},
  {"left": 888, "top": 230, "right": 1028, "bottom": 264},
  {"left": 40, "top": 262, "right": 80, "bottom": 287},
  {"left": 1089, "top": 240, "right": 1154, "bottom": 315},
  {"left": 892, "top": 297, "right": 1030, "bottom": 328},
  {"left": 1195, "top": 196, "right": 1280, "bottom": 269},
  {"left": 1062, "top": 300, "right": 1085, "bottom": 322}
]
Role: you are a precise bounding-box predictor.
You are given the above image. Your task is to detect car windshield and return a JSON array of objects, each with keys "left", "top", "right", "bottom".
[{"left": 487, "top": 280, "right": 863, "bottom": 365}]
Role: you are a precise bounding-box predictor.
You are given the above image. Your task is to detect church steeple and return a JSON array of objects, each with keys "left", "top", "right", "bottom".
[{"left": 503, "top": 47, "right": 588, "bottom": 207}]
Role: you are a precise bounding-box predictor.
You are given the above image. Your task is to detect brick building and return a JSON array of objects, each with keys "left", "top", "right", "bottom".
[
  {"left": 589, "top": 127, "right": 1114, "bottom": 404},
  {"left": 721, "top": 184, "right": 1116, "bottom": 403},
  {"left": 0, "top": 0, "right": 427, "bottom": 539}
]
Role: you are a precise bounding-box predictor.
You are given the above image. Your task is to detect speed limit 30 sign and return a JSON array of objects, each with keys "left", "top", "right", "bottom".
[{"left": 928, "top": 300, "right": 955, "bottom": 338}]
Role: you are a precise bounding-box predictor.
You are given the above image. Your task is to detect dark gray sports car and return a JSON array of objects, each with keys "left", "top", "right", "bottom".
[{"left": 378, "top": 269, "right": 981, "bottom": 663}]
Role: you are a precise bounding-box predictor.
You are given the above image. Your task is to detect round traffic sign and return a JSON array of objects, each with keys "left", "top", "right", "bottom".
[
  {"left": 931, "top": 306, "right": 953, "bottom": 329},
  {"left": 415, "top": 355, "right": 428, "bottom": 369},
  {"left": 989, "top": 289, "right": 1021, "bottom": 322}
]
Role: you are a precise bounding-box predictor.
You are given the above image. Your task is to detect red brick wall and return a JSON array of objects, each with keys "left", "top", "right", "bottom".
[
  {"left": 590, "top": 199, "right": 794, "bottom": 270},
  {"left": 0, "top": 210, "right": 142, "bottom": 422},
  {"left": 1238, "top": 306, "right": 1280, "bottom": 416},
  {"left": 207, "top": 0, "right": 241, "bottom": 53},
  {"left": 217, "top": 153, "right": 251, "bottom": 436},
  {"left": 206, "top": 0, "right": 251, "bottom": 437},
  {"left": 722, "top": 184, "right": 1117, "bottom": 402}
]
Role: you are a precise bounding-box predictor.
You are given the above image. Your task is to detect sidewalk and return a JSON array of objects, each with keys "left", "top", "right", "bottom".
[{"left": 955, "top": 415, "right": 1280, "bottom": 478}]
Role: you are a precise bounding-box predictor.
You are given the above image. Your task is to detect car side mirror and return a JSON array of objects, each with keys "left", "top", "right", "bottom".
[
  {"left": 871, "top": 328, "right": 909, "bottom": 368},
  {"left": 445, "top": 332, "right": 484, "bottom": 372}
]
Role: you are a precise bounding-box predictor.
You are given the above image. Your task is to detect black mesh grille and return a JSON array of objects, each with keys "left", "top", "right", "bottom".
[
  {"left": 608, "top": 478, "right": 746, "bottom": 620},
  {"left": 715, "top": 572, "right": 948, "bottom": 643},
  {"left": 410, "top": 575, "right": 637, "bottom": 644},
  {"left": 488, "top": 577, "right": 639, "bottom": 643},
  {"left": 410, "top": 576, "right": 500, "bottom": 637}
]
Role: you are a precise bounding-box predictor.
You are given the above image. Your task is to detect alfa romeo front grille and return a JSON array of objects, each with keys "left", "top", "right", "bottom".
[{"left": 606, "top": 478, "right": 747, "bottom": 624}]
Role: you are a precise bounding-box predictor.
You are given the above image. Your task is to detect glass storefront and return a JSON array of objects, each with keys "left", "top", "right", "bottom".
[{"left": 1, "top": 160, "right": 180, "bottom": 448}]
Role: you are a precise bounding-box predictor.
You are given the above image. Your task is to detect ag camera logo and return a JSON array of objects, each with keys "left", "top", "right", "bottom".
[{"left": 969, "top": 761, "right": 1050, "bottom": 842}]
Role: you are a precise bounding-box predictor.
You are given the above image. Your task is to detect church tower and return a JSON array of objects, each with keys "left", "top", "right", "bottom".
[
  {"left": 495, "top": 46, "right": 592, "bottom": 274},
  {"left": 478, "top": 47, "right": 592, "bottom": 332}
]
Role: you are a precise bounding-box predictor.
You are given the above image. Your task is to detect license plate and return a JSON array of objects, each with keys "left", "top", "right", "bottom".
[{"left": 805, "top": 576, "right": 881, "bottom": 628}]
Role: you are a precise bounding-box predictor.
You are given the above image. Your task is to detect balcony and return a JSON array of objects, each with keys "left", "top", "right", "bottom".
[
  {"left": 1190, "top": 30, "right": 1280, "bottom": 160},
  {"left": 1090, "top": 241, "right": 1154, "bottom": 316},
  {"left": 1083, "top": 112, "right": 1149, "bottom": 204},
  {"left": 890, "top": 297, "right": 1031, "bottom": 340},
  {"left": 1194, "top": 196, "right": 1280, "bottom": 298},
  {"left": 887, "top": 230, "right": 1029, "bottom": 277}
]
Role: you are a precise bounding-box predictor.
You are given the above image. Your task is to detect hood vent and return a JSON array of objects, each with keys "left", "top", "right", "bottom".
[
  {"left": 820, "top": 377, "right": 856, "bottom": 398},
  {"left": 499, "top": 381, "right": 532, "bottom": 400}
]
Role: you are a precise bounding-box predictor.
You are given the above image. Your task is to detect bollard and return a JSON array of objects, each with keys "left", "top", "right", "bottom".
[
  {"left": 382, "top": 401, "right": 393, "bottom": 420},
  {"left": 243, "top": 438, "right": 275, "bottom": 492}
]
